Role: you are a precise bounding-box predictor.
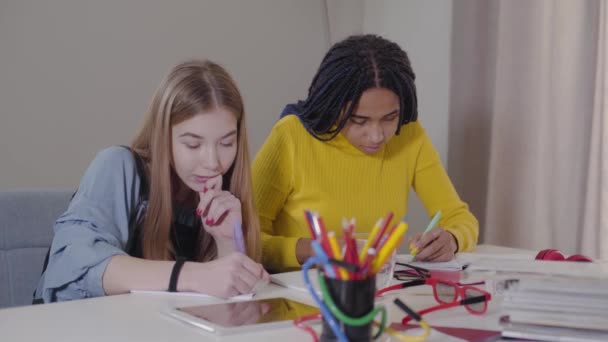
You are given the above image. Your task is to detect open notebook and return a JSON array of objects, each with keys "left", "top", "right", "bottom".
[
  {"left": 395, "top": 254, "right": 468, "bottom": 271},
  {"left": 270, "top": 269, "right": 319, "bottom": 295},
  {"left": 131, "top": 290, "right": 253, "bottom": 300},
  {"left": 271, "top": 255, "right": 471, "bottom": 295},
  {"left": 270, "top": 269, "right": 435, "bottom": 296},
  {"left": 131, "top": 279, "right": 268, "bottom": 300}
]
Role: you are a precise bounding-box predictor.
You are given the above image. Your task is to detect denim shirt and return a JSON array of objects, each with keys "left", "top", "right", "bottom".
[{"left": 34, "top": 146, "right": 145, "bottom": 302}]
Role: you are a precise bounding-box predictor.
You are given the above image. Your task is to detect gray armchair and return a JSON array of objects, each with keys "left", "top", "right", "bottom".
[{"left": 0, "top": 189, "right": 71, "bottom": 308}]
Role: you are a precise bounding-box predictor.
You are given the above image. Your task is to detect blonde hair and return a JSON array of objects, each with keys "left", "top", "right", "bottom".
[{"left": 131, "top": 60, "right": 261, "bottom": 262}]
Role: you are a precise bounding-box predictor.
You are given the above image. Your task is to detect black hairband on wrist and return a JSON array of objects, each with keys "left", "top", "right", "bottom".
[{"left": 168, "top": 256, "right": 187, "bottom": 292}]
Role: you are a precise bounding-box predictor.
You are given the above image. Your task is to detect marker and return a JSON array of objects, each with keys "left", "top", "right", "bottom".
[{"left": 410, "top": 210, "right": 442, "bottom": 257}]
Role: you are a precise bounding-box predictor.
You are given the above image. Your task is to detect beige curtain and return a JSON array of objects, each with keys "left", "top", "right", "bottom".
[
  {"left": 582, "top": 1, "right": 608, "bottom": 259},
  {"left": 449, "top": 0, "right": 606, "bottom": 256}
]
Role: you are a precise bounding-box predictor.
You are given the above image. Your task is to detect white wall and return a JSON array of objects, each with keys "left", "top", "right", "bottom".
[
  {"left": 325, "top": 0, "right": 364, "bottom": 44},
  {"left": 0, "top": 0, "right": 328, "bottom": 188},
  {"left": 363, "top": 0, "right": 454, "bottom": 235},
  {"left": 1, "top": 0, "right": 457, "bottom": 239}
]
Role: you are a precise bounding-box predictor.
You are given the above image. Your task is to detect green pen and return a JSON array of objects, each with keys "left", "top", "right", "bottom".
[{"left": 410, "top": 210, "right": 442, "bottom": 257}]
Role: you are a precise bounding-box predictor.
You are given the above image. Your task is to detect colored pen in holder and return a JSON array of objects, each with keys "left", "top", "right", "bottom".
[
  {"left": 319, "top": 272, "right": 376, "bottom": 342},
  {"left": 302, "top": 211, "right": 404, "bottom": 342}
]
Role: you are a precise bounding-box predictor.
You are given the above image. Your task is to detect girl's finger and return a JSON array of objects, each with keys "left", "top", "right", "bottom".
[{"left": 197, "top": 189, "right": 222, "bottom": 217}]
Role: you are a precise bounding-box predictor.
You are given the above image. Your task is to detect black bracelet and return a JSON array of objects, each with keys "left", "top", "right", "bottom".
[{"left": 168, "top": 257, "right": 187, "bottom": 292}]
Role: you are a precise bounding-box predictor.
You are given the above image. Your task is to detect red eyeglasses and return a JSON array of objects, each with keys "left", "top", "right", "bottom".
[{"left": 376, "top": 278, "right": 491, "bottom": 324}]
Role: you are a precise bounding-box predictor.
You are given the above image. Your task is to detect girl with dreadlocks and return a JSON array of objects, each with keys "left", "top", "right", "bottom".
[{"left": 252, "top": 34, "right": 478, "bottom": 272}]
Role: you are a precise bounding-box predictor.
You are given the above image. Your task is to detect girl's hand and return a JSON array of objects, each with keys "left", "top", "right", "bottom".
[
  {"left": 408, "top": 227, "right": 458, "bottom": 262},
  {"left": 197, "top": 175, "right": 242, "bottom": 242},
  {"left": 181, "top": 252, "right": 270, "bottom": 298}
]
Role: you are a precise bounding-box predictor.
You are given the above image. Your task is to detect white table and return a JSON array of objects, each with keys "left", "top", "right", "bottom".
[{"left": 0, "top": 245, "right": 532, "bottom": 341}]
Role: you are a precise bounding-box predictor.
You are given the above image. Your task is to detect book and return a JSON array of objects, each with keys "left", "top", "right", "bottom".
[
  {"left": 506, "top": 310, "right": 608, "bottom": 332},
  {"left": 501, "top": 320, "right": 608, "bottom": 342},
  {"left": 466, "top": 258, "right": 608, "bottom": 279},
  {"left": 501, "top": 277, "right": 608, "bottom": 338}
]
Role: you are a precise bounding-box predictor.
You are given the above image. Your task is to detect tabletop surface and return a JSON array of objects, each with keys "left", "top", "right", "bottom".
[{"left": 0, "top": 244, "right": 533, "bottom": 341}]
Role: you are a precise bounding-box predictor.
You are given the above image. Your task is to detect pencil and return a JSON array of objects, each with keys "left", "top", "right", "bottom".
[
  {"left": 374, "top": 221, "right": 408, "bottom": 274},
  {"left": 359, "top": 218, "right": 383, "bottom": 263},
  {"left": 328, "top": 232, "right": 349, "bottom": 280}
]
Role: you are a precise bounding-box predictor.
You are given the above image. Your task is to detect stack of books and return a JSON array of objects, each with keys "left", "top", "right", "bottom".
[{"left": 501, "top": 277, "right": 608, "bottom": 341}]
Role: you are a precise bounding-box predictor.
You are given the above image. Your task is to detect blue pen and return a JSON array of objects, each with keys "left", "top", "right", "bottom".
[
  {"left": 311, "top": 241, "right": 337, "bottom": 279},
  {"left": 302, "top": 257, "right": 348, "bottom": 342},
  {"left": 410, "top": 210, "right": 442, "bottom": 257},
  {"left": 233, "top": 221, "right": 246, "bottom": 254}
]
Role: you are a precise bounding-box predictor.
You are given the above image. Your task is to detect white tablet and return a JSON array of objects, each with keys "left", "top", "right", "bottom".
[{"left": 166, "top": 297, "right": 320, "bottom": 335}]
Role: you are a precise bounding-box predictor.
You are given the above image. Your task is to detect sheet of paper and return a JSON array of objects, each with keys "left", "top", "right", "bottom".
[
  {"left": 456, "top": 252, "right": 536, "bottom": 263},
  {"left": 270, "top": 270, "right": 319, "bottom": 294},
  {"left": 270, "top": 269, "right": 434, "bottom": 296},
  {"left": 465, "top": 258, "right": 608, "bottom": 279},
  {"left": 395, "top": 254, "right": 466, "bottom": 270},
  {"left": 130, "top": 290, "right": 254, "bottom": 300},
  {"left": 131, "top": 278, "right": 269, "bottom": 300}
]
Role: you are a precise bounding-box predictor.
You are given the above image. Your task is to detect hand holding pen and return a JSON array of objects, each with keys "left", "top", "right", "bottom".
[
  {"left": 192, "top": 176, "right": 270, "bottom": 296},
  {"left": 182, "top": 252, "right": 269, "bottom": 298},
  {"left": 408, "top": 210, "right": 458, "bottom": 262}
]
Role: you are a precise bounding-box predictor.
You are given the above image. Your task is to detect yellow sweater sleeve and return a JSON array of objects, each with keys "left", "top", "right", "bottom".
[
  {"left": 412, "top": 126, "right": 479, "bottom": 252},
  {"left": 252, "top": 122, "right": 301, "bottom": 271}
]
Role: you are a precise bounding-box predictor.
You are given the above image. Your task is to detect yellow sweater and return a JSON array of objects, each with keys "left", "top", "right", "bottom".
[{"left": 252, "top": 115, "right": 478, "bottom": 272}]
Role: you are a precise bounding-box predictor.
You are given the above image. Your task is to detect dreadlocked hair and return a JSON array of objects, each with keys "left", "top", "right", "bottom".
[{"left": 290, "top": 34, "right": 418, "bottom": 141}]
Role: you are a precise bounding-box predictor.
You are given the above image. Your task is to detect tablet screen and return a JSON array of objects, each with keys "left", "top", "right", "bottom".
[{"left": 176, "top": 297, "right": 319, "bottom": 328}]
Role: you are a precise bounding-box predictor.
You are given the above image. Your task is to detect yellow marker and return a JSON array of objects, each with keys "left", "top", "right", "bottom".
[
  {"left": 328, "top": 232, "right": 349, "bottom": 280},
  {"left": 359, "top": 218, "right": 383, "bottom": 263},
  {"left": 373, "top": 221, "right": 408, "bottom": 274}
]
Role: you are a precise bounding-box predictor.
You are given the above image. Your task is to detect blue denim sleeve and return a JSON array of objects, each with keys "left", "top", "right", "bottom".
[{"left": 36, "top": 146, "right": 143, "bottom": 302}]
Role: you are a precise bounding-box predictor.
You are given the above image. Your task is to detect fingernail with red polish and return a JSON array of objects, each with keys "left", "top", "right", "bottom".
[
  {"left": 196, "top": 208, "right": 202, "bottom": 216},
  {"left": 203, "top": 187, "right": 207, "bottom": 193}
]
